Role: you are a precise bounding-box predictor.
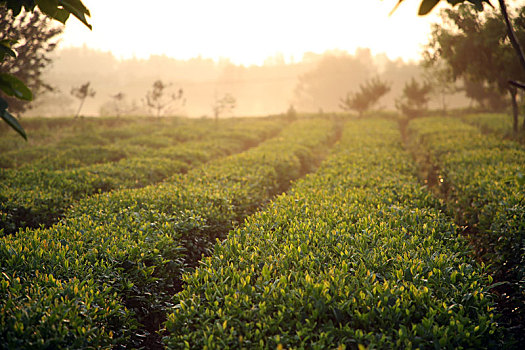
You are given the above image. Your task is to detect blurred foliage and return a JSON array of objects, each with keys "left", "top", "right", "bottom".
[
  {"left": 396, "top": 78, "right": 432, "bottom": 119},
  {"left": 0, "top": 6, "right": 62, "bottom": 114},
  {"left": 0, "top": 0, "right": 90, "bottom": 139}
]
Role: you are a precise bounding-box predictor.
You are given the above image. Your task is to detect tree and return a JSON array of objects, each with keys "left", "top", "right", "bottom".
[
  {"left": 423, "top": 63, "right": 460, "bottom": 114},
  {"left": 286, "top": 104, "right": 297, "bottom": 121},
  {"left": 395, "top": 0, "right": 525, "bottom": 132},
  {"left": 71, "top": 81, "right": 95, "bottom": 118},
  {"left": 0, "top": 0, "right": 91, "bottom": 139},
  {"left": 0, "top": 6, "right": 62, "bottom": 114},
  {"left": 213, "top": 93, "right": 236, "bottom": 120},
  {"left": 293, "top": 52, "right": 373, "bottom": 111},
  {"left": 339, "top": 77, "right": 391, "bottom": 117},
  {"left": 395, "top": 78, "right": 432, "bottom": 119},
  {"left": 424, "top": 4, "right": 525, "bottom": 133},
  {"left": 143, "top": 80, "right": 184, "bottom": 117},
  {"left": 462, "top": 78, "right": 507, "bottom": 111},
  {"left": 99, "top": 92, "right": 137, "bottom": 117}
]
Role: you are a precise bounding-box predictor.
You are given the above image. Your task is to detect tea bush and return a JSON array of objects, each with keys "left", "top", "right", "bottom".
[
  {"left": 409, "top": 117, "right": 524, "bottom": 337},
  {"left": 165, "top": 119, "right": 500, "bottom": 349},
  {"left": 0, "top": 119, "right": 281, "bottom": 234},
  {"left": 463, "top": 113, "right": 523, "bottom": 142},
  {"left": 0, "top": 118, "right": 335, "bottom": 347}
]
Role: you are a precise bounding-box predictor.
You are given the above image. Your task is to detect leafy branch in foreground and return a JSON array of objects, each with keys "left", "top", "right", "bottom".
[
  {"left": 1, "top": 6, "right": 63, "bottom": 114},
  {"left": 0, "top": 0, "right": 91, "bottom": 139}
]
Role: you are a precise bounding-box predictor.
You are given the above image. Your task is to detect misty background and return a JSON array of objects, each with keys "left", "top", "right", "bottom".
[{"left": 25, "top": 46, "right": 470, "bottom": 118}]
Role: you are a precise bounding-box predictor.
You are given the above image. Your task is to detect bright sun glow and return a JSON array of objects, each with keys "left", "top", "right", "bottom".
[{"left": 59, "top": 0, "right": 446, "bottom": 65}]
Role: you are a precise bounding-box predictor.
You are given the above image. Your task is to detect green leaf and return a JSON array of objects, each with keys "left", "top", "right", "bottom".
[
  {"left": 0, "top": 42, "right": 17, "bottom": 60},
  {"left": 0, "top": 98, "right": 27, "bottom": 140},
  {"left": 36, "top": 0, "right": 70, "bottom": 24},
  {"left": 36, "top": 0, "right": 59, "bottom": 16},
  {"left": 53, "top": 7, "right": 70, "bottom": 23},
  {"left": 59, "top": 0, "right": 92, "bottom": 29},
  {"left": 419, "top": 0, "right": 441, "bottom": 15},
  {"left": 0, "top": 73, "right": 33, "bottom": 101}
]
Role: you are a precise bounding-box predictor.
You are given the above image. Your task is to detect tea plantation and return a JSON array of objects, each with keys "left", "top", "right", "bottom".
[{"left": 0, "top": 114, "right": 522, "bottom": 349}]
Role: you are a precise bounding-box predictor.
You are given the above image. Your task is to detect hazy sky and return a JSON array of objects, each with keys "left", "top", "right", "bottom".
[{"left": 59, "top": 0, "right": 446, "bottom": 65}]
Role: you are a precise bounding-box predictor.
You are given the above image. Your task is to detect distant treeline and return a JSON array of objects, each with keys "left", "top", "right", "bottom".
[{"left": 26, "top": 46, "right": 470, "bottom": 117}]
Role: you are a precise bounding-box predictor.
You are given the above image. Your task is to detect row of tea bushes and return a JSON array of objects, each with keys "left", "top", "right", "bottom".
[
  {"left": 0, "top": 117, "right": 162, "bottom": 165},
  {"left": 0, "top": 117, "right": 234, "bottom": 169},
  {"left": 165, "top": 119, "right": 500, "bottom": 349},
  {"left": 0, "top": 119, "right": 335, "bottom": 348},
  {"left": 0, "top": 119, "right": 282, "bottom": 235},
  {"left": 0, "top": 116, "right": 237, "bottom": 151},
  {"left": 462, "top": 113, "right": 524, "bottom": 142},
  {"left": 408, "top": 117, "right": 524, "bottom": 336}
]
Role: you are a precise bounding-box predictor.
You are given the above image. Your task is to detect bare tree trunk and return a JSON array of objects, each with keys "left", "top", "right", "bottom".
[
  {"left": 522, "top": 107, "right": 525, "bottom": 133},
  {"left": 510, "top": 87, "right": 519, "bottom": 134},
  {"left": 75, "top": 98, "right": 85, "bottom": 118},
  {"left": 499, "top": 0, "right": 525, "bottom": 72}
]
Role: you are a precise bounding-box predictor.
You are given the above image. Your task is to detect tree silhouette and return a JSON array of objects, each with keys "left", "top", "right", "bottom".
[
  {"left": 423, "top": 63, "right": 460, "bottom": 115},
  {"left": 144, "top": 80, "right": 184, "bottom": 117},
  {"left": 395, "top": 78, "right": 432, "bottom": 119},
  {"left": 425, "top": 4, "right": 525, "bottom": 133},
  {"left": 71, "top": 82, "right": 96, "bottom": 118},
  {"left": 213, "top": 93, "right": 236, "bottom": 120},
  {"left": 294, "top": 52, "right": 373, "bottom": 111},
  {"left": 340, "top": 77, "right": 391, "bottom": 117},
  {"left": 99, "top": 92, "right": 138, "bottom": 117}
]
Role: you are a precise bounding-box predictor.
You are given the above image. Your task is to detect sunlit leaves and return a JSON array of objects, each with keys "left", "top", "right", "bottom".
[
  {"left": 0, "top": 118, "right": 332, "bottom": 346},
  {"left": 409, "top": 116, "right": 524, "bottom": 332},
  {"left": 0, "top": 119, "right": 282, "bottom": 235},
  {"left": 165, "top": 119, "right": 499, "bottom": 348}
]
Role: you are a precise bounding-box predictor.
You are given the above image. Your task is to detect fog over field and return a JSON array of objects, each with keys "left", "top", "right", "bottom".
[{"left": 26, "top": 46, "right": 470, "bottom": 118}]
